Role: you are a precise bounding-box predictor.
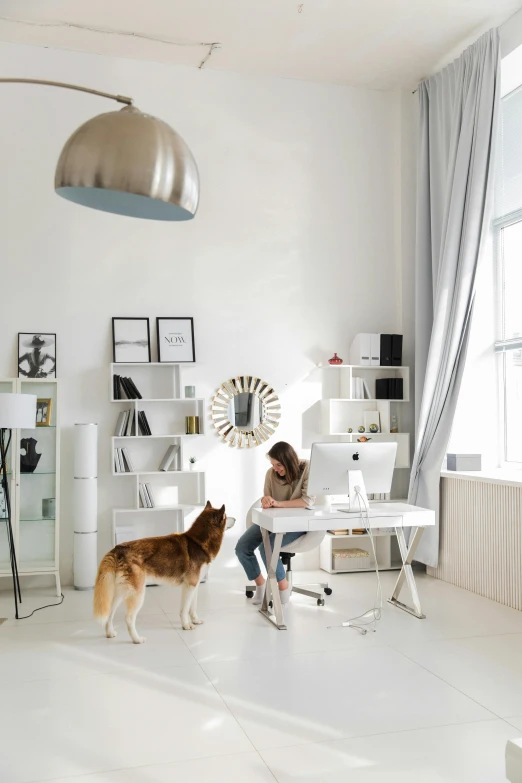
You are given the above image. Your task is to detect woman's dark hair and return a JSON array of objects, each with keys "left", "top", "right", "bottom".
[{"left": 267, "top": 441, "right": 302, "bottom": 485}]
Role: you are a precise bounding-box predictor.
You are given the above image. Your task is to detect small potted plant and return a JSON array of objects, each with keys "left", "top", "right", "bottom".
[{"left": 189, "top": 456, "right": 197, "bottom": 471}]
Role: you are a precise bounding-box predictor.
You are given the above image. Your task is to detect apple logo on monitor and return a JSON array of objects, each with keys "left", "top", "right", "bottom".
[{"left": 352, "top": 452, "right": 360, "bottom": 461}]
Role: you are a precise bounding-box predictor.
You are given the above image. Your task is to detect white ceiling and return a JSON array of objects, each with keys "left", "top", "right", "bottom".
[{"left": 0, "top": 0, "right": 520, "bottom": 89}]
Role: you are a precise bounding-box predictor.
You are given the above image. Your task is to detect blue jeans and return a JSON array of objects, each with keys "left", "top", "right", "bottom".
[{"left": 235, "top": 524, "right": 304, "bottom": 582}]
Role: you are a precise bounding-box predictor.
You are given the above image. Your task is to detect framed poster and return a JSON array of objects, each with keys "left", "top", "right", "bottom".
[
  {"left": 156, "top": 318, "right": 196, "bottom": 363},
  {"left": 112, "top": 318, "right": 151, "bottom": 363},
  {"left": 18, "top": 333, "right": 56, "bottom": 378}
]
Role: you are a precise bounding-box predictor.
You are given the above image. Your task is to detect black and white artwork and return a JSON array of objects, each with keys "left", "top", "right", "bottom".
[
  {"left": 157, "top": 318, "right": 196, "bottom": 363},
  {"left": 112, "top": 318, "right": 151, "bottom": 363},
  {"left": 18, "top": 334, "right": 56, "bottom": 378}
]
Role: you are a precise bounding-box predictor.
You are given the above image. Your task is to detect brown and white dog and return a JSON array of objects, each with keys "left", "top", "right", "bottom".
[{"left": 93, "top": 501, "right": 227, "bottom": 643}]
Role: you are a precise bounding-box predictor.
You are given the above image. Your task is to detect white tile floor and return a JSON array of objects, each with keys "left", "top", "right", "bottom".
[{"left": 0, "top": 534, "right": 521, "bottom": 782}]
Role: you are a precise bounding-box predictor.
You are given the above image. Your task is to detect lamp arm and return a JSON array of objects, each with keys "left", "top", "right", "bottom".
[{"left": 0, "top": 78, "right": 133, "bottom": 106}]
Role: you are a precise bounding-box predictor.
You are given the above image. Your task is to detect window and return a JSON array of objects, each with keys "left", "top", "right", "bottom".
[{"left": 495, "top": 79, "right": 522, "bottom": 464}]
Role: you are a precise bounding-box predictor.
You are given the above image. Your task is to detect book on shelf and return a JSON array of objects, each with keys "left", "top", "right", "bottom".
[
  {"left": 380, "top": 334, "right": 392, "bottom": 366},
  {"left": 114, "top": 451, "right": 119, "bottom": 473},
  {"left": 115, "top": 375, "right": 143, "bottom": 400},
  {"left": 121, "top": 448, "right": 135, "bottom": 473},
  {"left": 114, "top": 410, "right": 126, "bottom": 437},
  {"left": 159, "top": 444, "right": 179, "bottom": 471},
  {"left": 138, "top": 411, "right": 152, "bottom": 436},
  {"left": 113, "top": 374, "right": 121, "bottom": 400},
  {"left": 127, "top": 377, "right": 142, "bottom": 399},
  {"left": 328, "top": 529, "right": 349, "bottom": 535},
  {"left": 391, "top": 334, "right": 403, "bottom": 366},
  {"left": 115, "top": 448, "right": 126, "bottom": 473},
  {"left": 125, "top": 410, "right": 135, "bottom": 437},
  {"left": 376, "top": 378, "right": 403, "bottom": 400},
  {"left": 352, "top": 377, "right": 372, "bottom": 400},
  {"left": 145, "top": 483, "right": 155, "bottom": 508},
  {"left": 120, "top": 376, "right": 135, "bottom": 400},
  {"left": 138, "top": 484, "right": 150, "bottom": 508}
]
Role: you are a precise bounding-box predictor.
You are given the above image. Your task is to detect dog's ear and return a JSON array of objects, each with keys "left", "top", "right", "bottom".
[
  {"left": 219, "top": 504, "right": 225, "bottom": 516},
  {"left": 205, "top": 500, "right": 212, "bottom": 509}
]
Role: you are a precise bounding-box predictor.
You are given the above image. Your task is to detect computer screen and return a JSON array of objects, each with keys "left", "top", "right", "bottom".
[{"left": 308, "top": 442, "right": 397, "bottom": 496}]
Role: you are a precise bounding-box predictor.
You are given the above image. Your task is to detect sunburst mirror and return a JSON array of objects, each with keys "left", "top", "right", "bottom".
[{"left": 211, "top": 376, "right": 281, "bottom": 448}]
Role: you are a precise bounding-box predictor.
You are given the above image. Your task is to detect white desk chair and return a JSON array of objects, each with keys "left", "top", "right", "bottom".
[{"left": 244, "top": 499, "right": 332, "bottom": 606}]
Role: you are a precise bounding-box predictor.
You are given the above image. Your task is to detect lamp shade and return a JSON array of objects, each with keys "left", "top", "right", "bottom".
[
  {"left": 55, "top": 105, "right": 199, "bottom": 221},
  {"left": 0, "top": 393, "right": 37, "bottom": 428}
]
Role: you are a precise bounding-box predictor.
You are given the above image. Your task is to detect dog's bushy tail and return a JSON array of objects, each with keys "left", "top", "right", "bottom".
[{"left": 93, "top": 554, "right": 117, "bottom": 624}]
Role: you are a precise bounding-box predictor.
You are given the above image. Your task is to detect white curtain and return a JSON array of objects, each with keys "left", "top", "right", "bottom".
[{"left": 409, "top": 29, "right": 500, "bottom": 567}]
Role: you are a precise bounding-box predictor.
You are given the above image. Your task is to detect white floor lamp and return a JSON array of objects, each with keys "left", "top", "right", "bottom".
[
  {"left": 73, "top": 423, "right": 98, "bottom": 590},
  {"left": 0, "top": 393, "right": 37, "bottom": 618}
]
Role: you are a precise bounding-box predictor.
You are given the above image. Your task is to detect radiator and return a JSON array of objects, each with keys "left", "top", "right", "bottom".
[{"left": 427, "top": 477, "right": 522, "bottom": 610}]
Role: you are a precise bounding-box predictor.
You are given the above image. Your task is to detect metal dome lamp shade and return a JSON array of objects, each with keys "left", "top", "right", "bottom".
[{"left": 0, "top": 78, "right": 199, "bottom": 221}]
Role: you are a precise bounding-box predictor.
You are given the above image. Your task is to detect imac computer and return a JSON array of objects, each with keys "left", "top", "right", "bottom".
[{"left": 308, "top": 442, "right": 398, "bottom": 510}]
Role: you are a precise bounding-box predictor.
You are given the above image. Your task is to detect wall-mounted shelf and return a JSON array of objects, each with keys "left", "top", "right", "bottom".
[
  {"left": 303, "top": 362, "right": 412, "bottom": 575},
  {"left": 110, "top": 363, "right": 206, "bottom": 547}
]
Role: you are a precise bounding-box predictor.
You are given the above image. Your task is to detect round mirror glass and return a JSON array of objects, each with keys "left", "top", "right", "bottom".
[{"left": 211, "top": 376, "right": 281, "bottom": 448}]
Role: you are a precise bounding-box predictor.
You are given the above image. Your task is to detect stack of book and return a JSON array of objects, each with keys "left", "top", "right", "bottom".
[
  {"left": 114, "top": 409, "right": 136, "bottom": 437},
  {"left": 137, "top": 411, "right": 152, "bottom": 435},
  {"left": 139, "top": 483, "right": 156, "bottom": 508},
  {"left": 113, "top": 375, "right": 143, "bottom": 400},
  {"left": 375, "top": 378, "right": 403, "bottom": 400},
  {"left": 158, "top": 444, "right": 179, "bottom": 471},
  {"left": 114, "top": 447, "right": 134, "bottom": 473},
  {"left": 352, "top": 377, "right": 372, "bottom": 399}
]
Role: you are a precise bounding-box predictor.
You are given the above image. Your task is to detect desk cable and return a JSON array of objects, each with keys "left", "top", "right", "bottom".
[{"left": 328, "top": 487, "right": 383, "bottom": 635}]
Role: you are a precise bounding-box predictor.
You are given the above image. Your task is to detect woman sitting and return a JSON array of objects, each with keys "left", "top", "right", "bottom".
[{"left": 235, "top": 441, "right": 315, "bottom": 605}]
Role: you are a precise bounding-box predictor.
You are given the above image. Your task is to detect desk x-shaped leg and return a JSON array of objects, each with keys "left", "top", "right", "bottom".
[
  {"left": 259, "top": 529, "right": 287, "bottom": 630},
  {"left": 387, "top": 526, "right": 426, "bottom": 619}
]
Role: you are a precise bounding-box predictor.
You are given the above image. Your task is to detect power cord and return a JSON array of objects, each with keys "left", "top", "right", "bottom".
[
  {"left": 328, "top": 487, "right": 383, "bottom": 635},
  {"left": 16, "top": 593, "right": 64, "bottom": 620}
]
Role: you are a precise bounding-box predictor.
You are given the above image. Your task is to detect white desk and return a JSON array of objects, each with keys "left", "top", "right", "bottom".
[{"left": 252, "top": 502, "right": 435, "bottom": 630}]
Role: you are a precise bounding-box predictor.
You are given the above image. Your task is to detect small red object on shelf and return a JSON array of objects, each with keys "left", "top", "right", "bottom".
[{"left": 328, "top": 353, "right": 343, "bottom": 365}]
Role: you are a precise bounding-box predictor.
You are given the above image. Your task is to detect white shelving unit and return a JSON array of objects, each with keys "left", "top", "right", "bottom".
[
  {"left": 110, "top": 363, "right": 206, "bottom": 547},
  {"left": 302, "top": 364, "right": 411, "bottom": 574},
  {"left": 320, "top": 529, "right": 403, "bottom": 574},
  {"left": 0, "top": 377, "right": 61, "bottom": 595}
]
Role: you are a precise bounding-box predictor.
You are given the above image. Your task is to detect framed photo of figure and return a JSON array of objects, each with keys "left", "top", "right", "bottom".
[
  {"left": 156, "top": 318, "right": 196, "bottom": 363},
  {"left": 18, "top": 333, "right": 56, "bottom": 378},
  {"left": 112, "top": 318, "right": 151, "bottom": 363},
  {"left": 36, "top": 398, "right": 53, "bottom": 427}
]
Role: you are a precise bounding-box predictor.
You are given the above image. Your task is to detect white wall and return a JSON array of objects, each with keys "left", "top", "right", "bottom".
[{"left": 0, "top": 42, "right": 408, "bottom": 584}]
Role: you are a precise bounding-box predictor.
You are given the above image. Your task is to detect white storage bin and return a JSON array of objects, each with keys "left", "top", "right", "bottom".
[{"left": 332, "top": 547, "right": 371, "bottom": 571}]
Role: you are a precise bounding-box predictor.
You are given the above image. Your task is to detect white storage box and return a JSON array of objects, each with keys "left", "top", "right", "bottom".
[
  {"left": 332, "top": 547, "right": 371, "bottom": 571},
  {"left": 446, "top": 453, "right": 482, "bottom": 471}
]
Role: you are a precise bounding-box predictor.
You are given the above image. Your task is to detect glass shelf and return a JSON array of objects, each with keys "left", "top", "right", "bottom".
[
  {"left": 20, "top": 472, "right": 56, "bottom": 476},
  {"left": 20, "top": 517, "right": 55, "bottom": 523},
  {"left": 23, "top": 426, "right": 57, "bottom": 430}
]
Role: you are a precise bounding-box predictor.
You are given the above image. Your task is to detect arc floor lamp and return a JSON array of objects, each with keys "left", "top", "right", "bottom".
[
  {"left": 0, "top": 77, "right": 199, "bottom": 616},
  {"left": 0, "top": 77, "right": 200, "bottom": 221}
]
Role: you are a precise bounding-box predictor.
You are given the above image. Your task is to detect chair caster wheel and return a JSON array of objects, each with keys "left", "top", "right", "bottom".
[
  {"left": 324, "top": 588, "right": 333, "bottom": 596},
  {"left": 317, "top": 598, "right": 325, "bottom": 606},
  {"left": 246, "top": 590, "right": 254, "bottom": 598}
]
